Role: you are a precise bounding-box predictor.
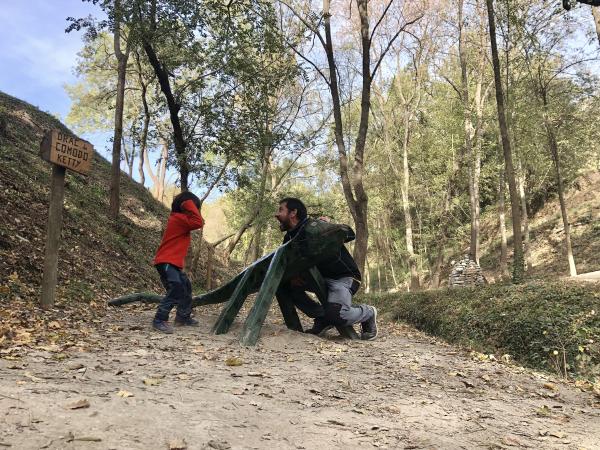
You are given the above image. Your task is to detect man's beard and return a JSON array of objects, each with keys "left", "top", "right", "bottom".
[{"left": 278, "top": 220, "right": 288, "bottom": 231}]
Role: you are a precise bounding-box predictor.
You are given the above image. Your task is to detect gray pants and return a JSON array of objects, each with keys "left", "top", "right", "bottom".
[
  {"left": 277, "top": 276, "right": 373, "bottom": 326},
  {"left": 324, "top": 277, "right": 373, "bottom": 326}
]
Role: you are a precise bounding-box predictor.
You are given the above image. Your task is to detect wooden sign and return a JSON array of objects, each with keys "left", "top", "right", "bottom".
[
  {"left": 39, "top": 129, "right": 94, "bottom": 307},
  {"left": 40, "top": 129, "right": 94, "bottom": 175}
]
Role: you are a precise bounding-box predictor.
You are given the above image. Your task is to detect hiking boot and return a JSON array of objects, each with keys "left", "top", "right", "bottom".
[
  {"left": 304, "top": 318, "right": 333, "bottom": 336},
  {"left": 361, "top": 306, "right": 378, "bottom": 341},
  {"left": 152, "top": 319, "right": 174, "bottom": 334},
  {"left": 174, "top": 316, "right": 199, "bottom": 327}
]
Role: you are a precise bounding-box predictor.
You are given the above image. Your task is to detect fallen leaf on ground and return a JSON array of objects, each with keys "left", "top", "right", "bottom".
[
  {"left": 169, "top": 438, "right": 187, "bottom": 449},
  {"left": 64, "top": 432, "right": 75, "bottom": 442},
  {"left": 549, "top": 431, "right": 566, "bottom": 439},
  {"left": 536, "top": 405, "right": 552, "bottom": 417},
  {"left": 39, "top": 439, "right": 53, "bottom": 448},
  {"left": 73, "top": 437, "right": 102, "bottom": 442},
  {"left": 501, "top": 435, "right": 524, "bottom": 447},
  {"left": 206, "top": 440, "right": 231, "bottom": 449},
  {"left": 143, "top": 378, "right": 161, "bottom": 386},
  {"left": 23, "top": 372, "right": 43, "bottom": 382},
  {"left": 66, "top": 362, "right": 84, "bottom": 370},
  {"left": 117, "top": 390, "right": 134, "bottom": 398},
  {"left": 327, "top": 419, "right": 346, "bottom": 426},
  {"left": 543, "top": 383, "right": 557, "bottom": 391},
  {"left": 225, "top": 357, "right": 243, "bottom": 367},
  {"left": 65, "top": 399, "right": 90, "bottom": 410}
]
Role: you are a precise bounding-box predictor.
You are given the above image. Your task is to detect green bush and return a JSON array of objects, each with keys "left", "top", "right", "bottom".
[{"left": 363, "top": 282, "right": 600, "bottom": 381}]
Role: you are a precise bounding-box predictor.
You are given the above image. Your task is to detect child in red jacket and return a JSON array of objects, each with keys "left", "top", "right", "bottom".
[{"left": 152, "top": 192, "right": 205, "bottom": 334}]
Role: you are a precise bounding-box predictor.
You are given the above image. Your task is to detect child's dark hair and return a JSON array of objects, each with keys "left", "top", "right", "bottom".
[{"left": 171, "top": 191, "right": 201, "bottom": 213}]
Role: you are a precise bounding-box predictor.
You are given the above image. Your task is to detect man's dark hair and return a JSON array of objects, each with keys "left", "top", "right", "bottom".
[
  {"left": 280, "top": 197, "right": 307, "bottom": 221},
  {"left": 172, "top": 191, "right": 201, "bottom": 213}
]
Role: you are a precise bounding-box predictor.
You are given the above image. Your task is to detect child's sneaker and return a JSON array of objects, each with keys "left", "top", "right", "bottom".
[
  {"left": 174, "top": 317, "right": 199, "bottom": 327},
  {"left": 152, "top": 319, "right": 174, "bottom": 334}
]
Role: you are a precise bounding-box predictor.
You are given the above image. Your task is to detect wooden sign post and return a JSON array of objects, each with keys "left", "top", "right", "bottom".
[{"left": 39, "top": 130, "right": 94, "bottom": 308}]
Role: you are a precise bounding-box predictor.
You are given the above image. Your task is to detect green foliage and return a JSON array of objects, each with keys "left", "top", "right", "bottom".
[{"left": 365, "top": 282, "right": 600, "bottom": 381}]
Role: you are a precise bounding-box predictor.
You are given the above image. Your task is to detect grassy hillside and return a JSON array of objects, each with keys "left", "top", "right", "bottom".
[
  {"left": 365, "top": 281, "right": 600, "bottom": 382},
  {"left": 475, "top": 171, "right": 600, "bottom": 282},
  {"left": 0, "top": 92, "right": 231, "bottom": 348},
  {"left": 0, "top": 91, "right": 169, "bottom": 302}
]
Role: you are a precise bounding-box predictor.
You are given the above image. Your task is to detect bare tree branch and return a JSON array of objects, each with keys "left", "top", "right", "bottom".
[
  {"left": 277, "top": 0, "right": 327, "bottom": 49},
  {"left": 370, "top": 0, "right": 395, "bottom": 42},
  {"left": 440, "top": 73, "right": 463, "bottom": 100},
  {"left": 284, "top": 37, "right": 331, "bottom": 86},
  {"left": 199, "top": 157, "right": 231, "bottom": 206},
  {"left": 371, "top": 14, "right": 424, "bottom": 79}
]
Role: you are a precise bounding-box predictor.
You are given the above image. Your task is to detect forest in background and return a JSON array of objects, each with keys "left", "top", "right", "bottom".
[{"left": 63, "top": 0, "right": 600, "bottom": 292}]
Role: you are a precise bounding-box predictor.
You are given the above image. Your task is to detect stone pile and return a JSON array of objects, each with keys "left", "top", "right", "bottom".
[{"left": 449, "top": 255, "right": 487, "bottom": 287}]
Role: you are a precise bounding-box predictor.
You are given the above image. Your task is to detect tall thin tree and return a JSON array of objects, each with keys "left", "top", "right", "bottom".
[
  {"left": 109, "top": 0, "right": 131, "bottom": 219},
  {"left": 486, "top": 0, "right": 524, "bottom": 282}
]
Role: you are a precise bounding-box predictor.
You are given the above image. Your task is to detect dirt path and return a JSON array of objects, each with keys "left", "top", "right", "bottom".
[{"left": 1, "top": 309, "right": 599, "bottom": 450}]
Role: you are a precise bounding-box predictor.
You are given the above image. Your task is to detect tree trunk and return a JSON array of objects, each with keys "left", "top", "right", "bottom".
[
  {"left": 125, "top": 137, "right": 135, "bottom": 178},
  {"left": 252, "top": 227, "right": 263, "bottom": 261},
  {"left": 486, "top": 0, "right": 524, "bottom": 283},
  {"left": 430, "top": 131, "right": 460, "bottom": 289},
  {"left": 364, "top": 255, "right": 371, "bottom": 294},
  {"left": 458, "top": 0, "right": 480, "bottom": 264},
  {"left": 143, "top": 144, "right": 158, "bottom": 194},
  {"left": 431, "top": 250, "right": 444, "bottom": 289},
  {"left": 518, "top": 169, "right": 532, "bottom": 271},
  {"left": 157, "top": 140, "right": 167, "bottom": 202},
  {"left": 143, "top": 34, "right": 189, "bottom": 190},
  {"left": 498, "top": 167, "right": 509, "bottom": 279},
  {"left": 224, "top": 215, "right": 255, "bottom": 261},
  {"left": 400, "top": 108, "right": 420, "bottom": 291},
  {"left": 138, "top": 139, "right": 145, "bottom": 186},
  {"left": 122, "top": 137, "right": 131, "bottom": 176},
  {"left": 243, "top": 232, "right": 256, "bottom": 266},
  {"left": 376, "top": 244, "right": 382, "bottom": 292},
  {"left": 188, "top": 227, "right": 204, "bottom": 280},
  {"left": 384, "top": 217, "right": 399, "bottom": 289},
  {"left": 322, "top": 0, "right": 369, "bottom": 276},
  {"left": 206, "top": 245, "right": 214, "bottom": 290},
  {"left": 249, "top": 143, "right": 272, "bottom": 262},
  {"left": 592, "top": 6, "right": 600, "bottom": 46},
  {"left": 471, "top": 65, "right": 488, "bottom": 266},
  {"left": 109, "top": 6, "right": 130, "bottom": 220},
  {"left": 542, "top": 92, "right": 577, "bottom": 276},
  {"left": 135, "top": 52, "right": 150, "bottom": 187}
]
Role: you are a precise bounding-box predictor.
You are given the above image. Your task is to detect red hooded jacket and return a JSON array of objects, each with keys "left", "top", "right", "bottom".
[{"left": 153, "top": 199, "right": 204, "bottom": 269}]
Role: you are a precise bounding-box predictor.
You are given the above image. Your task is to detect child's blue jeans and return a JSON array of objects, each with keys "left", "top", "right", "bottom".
[{"left": 154, "top": 263, "right": 193, "bottom": 322}]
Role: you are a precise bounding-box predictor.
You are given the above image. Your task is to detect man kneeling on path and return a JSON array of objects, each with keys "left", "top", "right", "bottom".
[{"left": 275, "top": 197, "right": 378, "bottom": 340}]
